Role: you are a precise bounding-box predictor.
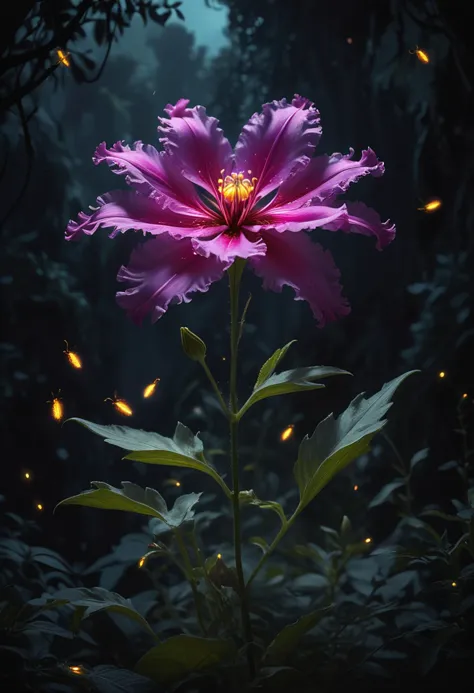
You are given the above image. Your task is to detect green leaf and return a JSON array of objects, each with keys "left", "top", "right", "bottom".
[
  {"left": 255, "top": 340, "right": 297, "bottom": 388},
  {"left": 89, "top": 665, "right": 155, "bottom": 693},
  {"left": 369, "top": 479, "right": 405, "bottom": 508},
  {"left": 56, "top": 481, "right": 201, "bottom": 528},
  {"left": 29, "top": 587, "right": 157, "bottom": 640},
  {"left": 249, "top": 536, "right": 270, "bottom": 554},
  {"left": 67, "top": 417, "right": 230, "bottom": 496},
  {"left": 294, "top": 371, "right": 418, "bottom": 512},
  {"left": 135, "top": 635, "right": 237, "bottom": 685},
  {"left": 239, "top": 490, "right": 287, "bottom": 527},
  {"left": 239, "top": 366, "right": 351, "bottom": 418},
  {"left": 263, "top": 607, "right": 331, "bottom": 665}
]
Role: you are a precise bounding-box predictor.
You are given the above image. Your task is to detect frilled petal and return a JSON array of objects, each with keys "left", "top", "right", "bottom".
[
  {"left": 192, "top": 229, "right": 267, "bottom": 263},
  {"left": 93, "top": 141, "right": 205, "bottom": 210},
  {"left": 246, "top": 203, "right": 347, "bottom": 234},
  {"left": 157, "top": 98, "right": 233, "bottom": 197},
  {"left": 66, "top": 190, "right": 224, "bottom": 241},
  {"left": 270, "top": 148, "right": 385, "bottom": 209},
  {"left": 323, "top": 201, "right": 396, "bottom": 250},
  {"left": 234, "top": 95, "right": 321, "bottom": 200},
  {"left": 249, "top": 230, "right": 350, "bottom": 327},
  {"left": 116, "top": 234, "right": 230, "bottom": 324}
]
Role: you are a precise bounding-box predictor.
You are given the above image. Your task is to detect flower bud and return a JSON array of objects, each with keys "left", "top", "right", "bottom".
[
  {"left": 180, "top": 327, "right": 207, "bottom": 362},
  {"left": 340, "top": 515, "right": 352, "bottom": 536}
]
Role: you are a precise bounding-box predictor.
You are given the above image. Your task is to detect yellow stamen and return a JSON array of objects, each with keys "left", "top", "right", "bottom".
[{"left": 217, "top": 171, "right": 258, "bottom": 204}]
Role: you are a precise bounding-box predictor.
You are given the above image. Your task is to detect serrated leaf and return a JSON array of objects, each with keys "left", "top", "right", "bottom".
[
  {"left": 263, "top": 607, "right": 331, "bottom": 665},
  {"left": 29, "top": 587, "right": 157, "bottom": 639},
  {"left": 239, "top": 366, "right": 351, "bottom": 418},
  {"left": 66, "top": 418, "right": 228, "bottom": 497},
  {"left": 255, "top": 341, "right": 297, "bottom": 388},
  {"left": 135, "top": 635, "right": 236, "bottom": 685},
  {"left": 56, "top": 481, "right": 201, "bottom": 528},
  {"left": 369, "top": 480, "right": 405, "bottom": 508},
  {"left": 294, "top": 371, "right": 418, "bottom": 512}
]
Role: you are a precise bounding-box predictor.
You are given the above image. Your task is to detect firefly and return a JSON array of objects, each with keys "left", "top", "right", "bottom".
[
  {"left": 36, "top": 503, "right": 44, "bottom": 512},
  {"left": 47, "top": 391, "right": 64, "bottom": 421},
  {"left": 57, "top": 49, "right": 70, "bottom": 67},
  {"left": 68, "top": 665, "right": 85, "bottom": 675},
  {"left": 418, "top": 199, "right": 442, "bottom": 213},
  {"left": 138, "top": 556, "right": 146, "bottom": 569},
  {"left": 217, "top": 553, "right": 222, "bottom": 560},
  {"left": 438, "top": 371, "right": 446, "bottom": 379},
  {"left": 23, "top": 471, "right": 32, "bottom": 481},
  {"left": 364, "top": 537, "right": 372, "bottom": 544},
  {"left": 143, "top": 377, "right": 160, "bottom": 398},
  {"left": 410, "top": 46, "right": 430, "bottom": 64},
  {"left": 353, "top": 484, "right": 359, "bottom": 491},
  {"left": 163, "top": 478, "right": 181, "bottom": 488},
  {"left": 63, "top": 340, "right": 82, "bottom": 369},
  {"left": 280, "top": 424, "right": 294, "bottom": 442},
  {"left": 346, "top": 37, "right": 353, "bottom": 44},
  {"left": 451, "top": 581, "right": 457, "bottom": 587},
  {"left": 462, "top": 393, "right": 468, "bottom": 399},
  {"left": 104, "top": 393, "right": 133, "bottom": 417}
]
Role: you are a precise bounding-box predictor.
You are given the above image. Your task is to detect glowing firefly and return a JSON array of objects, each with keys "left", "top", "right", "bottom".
[
  {"left": 57, "top": 49, "right": 70, "bottom": 67},
  {"left": 418, "top": 199, "right": 442, "bottom": 213},
  {"left": 280, "top": 424, "right": 295, "bottom": 442},
  {"left": 36, "top": 503, "right": 44, "bottom": 512},
  {"left": 410, "top": 46, "right": 430, "bottom": 64},
  {"left": 47, "top": 391, "right": 64, "bottom": 421},
  {"left": 217, "top": 553, "right": 222, "bottom": 560},
  {"left": 163, "top": 478, "right": 181, "bottom": 488},
  {"left": 138, "top": 556, "right": 146, "bottom": 569},
  {"left": 438, "top": 371, "right": 446, "bottom": 379},
  {"left": 143, "top": 378, "right": 160, "bottom": 398},
  {"left": 63, "top": 340, "right": 82, "bottom": 369},
  {"left": 104, "top": 393, "right": 133, "bottom": 417},
  {"left": 462, "top": 393, "right": 468, "bottom": 399},
  {"left": 353, "top": 484, "right": 359, "bottom": 491},
  {"left": 364, "top": 537, "right": 372, "bottom": 544},
  {"left": 23, "top": 471, "right": 32, "bottom": 481},
  {"left": 451, "top": 581, "right": 457, "bottom": 587},
  {"left": 68, "top": 665, "right": 85, "bottom": 675},
  {"left": 346, "top": 37, "right": 353, "bottom": 44}
]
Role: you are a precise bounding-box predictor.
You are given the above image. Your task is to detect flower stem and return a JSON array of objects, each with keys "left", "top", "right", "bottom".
[
  {"left": 200, "top": 358, "right": 230, "bottom": 417},
  {"left": 228, "top": 260, "right": 255, "bottom": 678}
]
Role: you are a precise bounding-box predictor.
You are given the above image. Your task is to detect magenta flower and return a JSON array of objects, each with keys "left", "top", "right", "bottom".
[{"left": 66, "top": 95, "right": 395, "bottom": 326}]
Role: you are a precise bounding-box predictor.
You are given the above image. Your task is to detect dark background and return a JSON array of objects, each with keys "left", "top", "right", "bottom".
[{"left": 1, "top": 0, "right": 473, "bottom": 690}]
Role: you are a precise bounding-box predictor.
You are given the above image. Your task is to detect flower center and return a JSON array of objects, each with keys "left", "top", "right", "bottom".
[{"left": 217, "top": 170, "right": 258, "bottom": 204}]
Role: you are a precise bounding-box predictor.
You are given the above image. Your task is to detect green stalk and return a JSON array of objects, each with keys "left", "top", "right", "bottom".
[
  {"left": 173, "top": 528, "right": 207, "bottom": 635},
  {"left": 246, "top": 510, "right": 300, "bottom": 588},
  {"left": 200, "top": 358, "right": 230, "bottom": 418},
  {"left": 228, "top": 260, "right": 255, "bottom": 678}
]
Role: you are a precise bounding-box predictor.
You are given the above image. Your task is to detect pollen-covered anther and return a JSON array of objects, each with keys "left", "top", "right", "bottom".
[{"left": 217, "top": 171, "right": 258, "bottom": 203}]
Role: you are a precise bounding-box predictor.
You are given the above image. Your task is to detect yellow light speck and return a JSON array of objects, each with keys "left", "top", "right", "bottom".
[
  {"left": 217, "top": 553, "right": 222, "bottom": 560},
  {"left": 451, "top": 581, "right": 457, "bottom": 587},
  {"left": 138, "top": 556, "right": 146, "bottom": 568},
  {"left": 438, "top": 371, "right": 446, "bottom": 379},
  {"left": 36, "top": 503, "right": 43, "bottom": 511},
  {"left": 280, "top": 424, "right": 294, "bottom": 442},
  {"left": 68, "top": 665, "right": 85, "bottom": 675},
  {"left": 353, "top": 484, "right": 359, "bottom": 491},
  {"left": 364, "top": 537, "right": 372, "bottom": 544}
]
